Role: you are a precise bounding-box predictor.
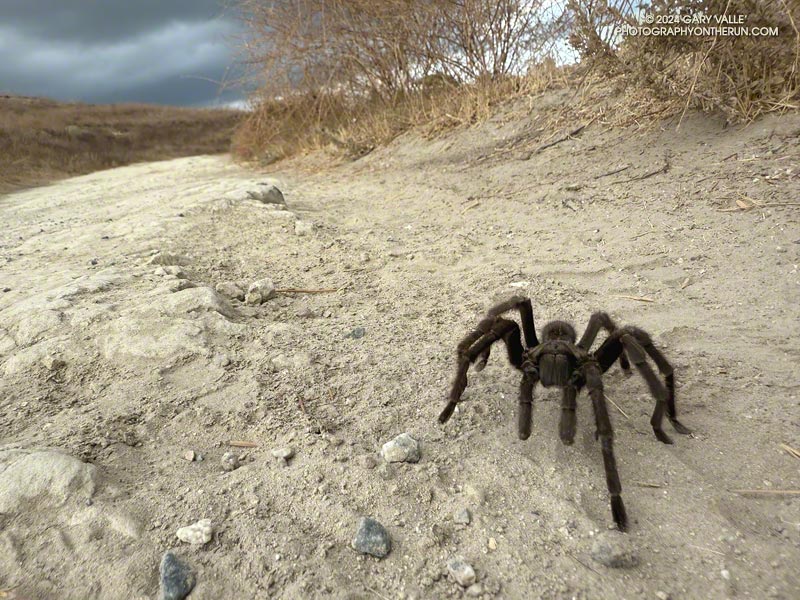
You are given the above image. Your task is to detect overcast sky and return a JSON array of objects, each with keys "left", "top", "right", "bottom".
[{"left": 0, "top": 1, "right": 248, "bottom": 106}]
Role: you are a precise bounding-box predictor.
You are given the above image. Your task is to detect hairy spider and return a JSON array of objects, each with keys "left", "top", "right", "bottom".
[{"left": 438, "top": 296, "right": 691, "bottom": 530}]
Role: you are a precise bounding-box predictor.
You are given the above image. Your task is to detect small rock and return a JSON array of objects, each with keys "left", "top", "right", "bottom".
[
  {"left": 447, "top": 556, "right": 476, "bottom": 587},
  {"left": 377, "top": 462, "right": 395, "bottom": 480},
  {"left": 296, "top": 306, "right": 316, "bottom": 318},
  {"left": 159, "top": 551, "right": 196, "bottom": 600},
  {"left": 351, "top": 517, "right": 391, "bottom": 558},
  {"left": 176, "top": 518, "right": 213, "bottom": 545},
  {"left": 154, "top": 266, "right": 167, "bottom": 276},
  {"left": 361, "top": 455, "right": 378, "bottom": 470},
  {"left": 454, "top": 508, "right": 471, "bottom": 525},
  {"left": 183, "top": 450, "right": 196, "bottom": 462},
  {"left": 248, "top": 184, "right": 285, "bottom": 205},
  {"left": 213, "top": 353, "right": 231, "bottom": 368},
  {"left": 381, "top": 433, "right": 420, "bottom": 463},
  {"left": 347, "top": 326, "right": 366, "bottom": 339},
  {"left": 721, "top": 569, "right": 731, "bottom": 580},
  {"left": 248, "top": 278, "right": 276, "bottom": 301},
  {"left": 294, "top": 220, "right": 314, "bottom": 236},
  {"left": 488, "top": 537, "right": 497, "bottom": 551},
  {"left": 149, "top": 252, "right": 189, "bottom": 266},
  {"left": 590, "top": 531, "right": 639, "bottom": 568},
  {"left": 221, "top": 452, "right": 240, "bottom": 472},
  {"left": 245, "top": 291, "right": 262, "bottom": 305},
  {"left": 164, "top": 266, "right": 187, "bottom": 278},
  {"left": 271, "top": 447, "right": 295, "bottom": 460},
  {"left": 466, "top": 583, "right": 484, "bottom": 597},
  {"left": 42, "top": 355, "right": 66, "bottom": 371},
  {"left": 215, "top": 281, "right": 245, "bottom": 301},
  {"left": 655, "top": 592, "right": 671, "bottom": 600},
  {"left": 167, "top": 279, "right": 196, "bottom": 293}
]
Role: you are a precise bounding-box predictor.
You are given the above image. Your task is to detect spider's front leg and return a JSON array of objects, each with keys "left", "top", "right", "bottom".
[
  {"left": 559, "top": 385, "right": 578, "bottom": 445},
  {"left": 439, "top": 316, "right": 524, "bottom": 424},
  {"left": 584, "top": 362, "right": 628, "bottom": 531}
]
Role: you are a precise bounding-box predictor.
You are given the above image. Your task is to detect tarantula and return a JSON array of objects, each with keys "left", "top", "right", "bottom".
[{"left": 438, "top": 296, "right": 691, "bottom": 530}]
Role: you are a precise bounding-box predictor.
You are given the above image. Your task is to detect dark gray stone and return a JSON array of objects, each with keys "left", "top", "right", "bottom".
[
  {"left": 159, "top": 551, "right": 196, "bottom": 600},
  {"left": 351, "top": 517, "right": 391, "bottom": 558},
  {"left": 347, "top": 327, "right": 366, "bottom": 339}
]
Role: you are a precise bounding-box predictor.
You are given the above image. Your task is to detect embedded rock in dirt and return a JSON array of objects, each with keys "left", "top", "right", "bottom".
[
  {"left": 159, "top": 551, "right": 196, "bottom": 600},
  {"left": 351, "top": 517, "right": 392, "bottom": 558},
  {"left": 248, "top": 278, "right": 276, "bottom": 301},
  {"left": 0, "top": 447, "right": 98, "bottom": 514},
  {"left": 590, "top": 532, "right": 639, "bottom": 568},
  {"left": 96, "top": 287, "right": 242, "bottom": 363},
  {"left": 247, "top": 184, "right": 285, "bottom": 205},
  {"left": 381, "top": 433, "right": 421, "bottom": 463}
]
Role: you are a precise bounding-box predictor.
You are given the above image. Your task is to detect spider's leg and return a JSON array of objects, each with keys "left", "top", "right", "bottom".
[
  {"left": 584, "top": 363, "right": 627, "bottom": 531},
  {"left": 619, "top": 333, "right": 675, "bottom": 444},
  {"left": 559, "top": 384, "right": 578, "bottom": 445},
  {"left": 578, "top": 312, "right": 631, "bottom": 374},
  {"left": 486, "top": 295, "right": 539, "bottom": 348},
  {"left": 627, "top": 328, "right": 691, "bottom": 435},
  {"left": 518, "top": 373, "right": 539, "bottom": 440},
  {"left": 439, "top": 317, "right": 524, "bottom": 424}
]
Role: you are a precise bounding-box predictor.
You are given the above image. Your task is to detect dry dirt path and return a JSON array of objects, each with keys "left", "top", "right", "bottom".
[{"left": 1, "top": 109, "right": 799, "bottom": 600}]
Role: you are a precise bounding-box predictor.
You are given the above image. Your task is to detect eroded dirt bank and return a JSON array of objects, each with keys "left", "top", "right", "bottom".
[{"left": 1, "top": 107, "right": 799, "bottom": 599}]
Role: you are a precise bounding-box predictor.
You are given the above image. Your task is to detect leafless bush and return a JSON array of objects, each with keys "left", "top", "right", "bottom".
[{"left": 233, "top": 0, "right": 570, "bottom": 161}]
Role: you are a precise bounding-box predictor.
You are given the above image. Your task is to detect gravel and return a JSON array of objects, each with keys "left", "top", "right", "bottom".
[{"left": 447, "top": 556, "right": 477, "bottom": 587}]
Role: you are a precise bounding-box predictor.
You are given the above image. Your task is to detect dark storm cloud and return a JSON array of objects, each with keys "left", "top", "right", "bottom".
[{"left": 0, "top": 1, "right": 248, "bottom": 106}]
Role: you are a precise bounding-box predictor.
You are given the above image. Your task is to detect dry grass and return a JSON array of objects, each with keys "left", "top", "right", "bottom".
[
  {"left": 232, "top": 59, "right": 570, "bottom": 164},
  {"left": 0, "top": 95, "right": 244, "bottom": 194},
  {"left": 230, "top": 1, "right": 798, "bottom": 165}
]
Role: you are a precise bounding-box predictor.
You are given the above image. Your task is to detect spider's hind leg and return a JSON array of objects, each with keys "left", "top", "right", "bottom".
[
  {"left": 439, "top": 317, "right": 524, "bottom": 424},
  {"left": 578, "top": 311, "right": 631, "bottom": 375},
  {"left": 626, "top": 327, "right": 691, "bottom": 436}
]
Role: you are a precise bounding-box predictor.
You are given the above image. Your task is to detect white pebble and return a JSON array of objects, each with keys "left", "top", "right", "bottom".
[{"left": 176, "top": 518, "right": 213, "bottom": 545}]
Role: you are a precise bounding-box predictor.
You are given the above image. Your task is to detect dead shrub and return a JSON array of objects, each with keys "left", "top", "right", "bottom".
[
  {"left": 568, "top": 0, "right": 800, "bottom": 121},
  {"left": 233, "top": 0, "right": 570, "bottom": 162}
]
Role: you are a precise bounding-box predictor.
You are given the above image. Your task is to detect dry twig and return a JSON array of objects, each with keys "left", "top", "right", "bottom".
[
  {"left": 604, "top": 393, "right": 631, "bottom": 420},
  {"left": 732, "top": 489, "right": 800, "bottom": 496},
  {"left": 229, "top": 440, "right": 259, "bottom": 448},
  {"left": 275, "top": 288, "right": 340, "bottom": 294},
  {"left": 616, "top": 295, "right": 656, "bottom": 303},
  {"left": 780, "top": 443, "right": 800, "bottom": 460}
]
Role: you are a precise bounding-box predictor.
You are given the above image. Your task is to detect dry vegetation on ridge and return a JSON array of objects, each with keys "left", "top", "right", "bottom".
[
  {"left": 0, "top": 95, "right": 244, "bottom": 194},
  {"left": 233, "top": 0, "right": 799, "bottom": 164}
]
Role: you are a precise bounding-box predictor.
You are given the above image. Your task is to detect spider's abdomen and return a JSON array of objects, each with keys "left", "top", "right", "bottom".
[{"left": 538, "top": 353, "right": 574, "bottom": 387}]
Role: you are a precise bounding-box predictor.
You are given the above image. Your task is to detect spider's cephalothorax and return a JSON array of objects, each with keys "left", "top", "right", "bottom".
[{"left": 438, "top": 296, "right": 691, "bottom": 531}]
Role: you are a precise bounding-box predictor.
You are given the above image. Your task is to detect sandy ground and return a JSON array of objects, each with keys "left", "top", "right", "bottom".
[{"left": 1, "top": 102, "right": 799, "bottom": 600}]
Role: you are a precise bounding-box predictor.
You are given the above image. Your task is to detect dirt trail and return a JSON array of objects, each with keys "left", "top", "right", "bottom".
[{"left": 1, "top": 106, "right": 799, "bottom": 600}]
